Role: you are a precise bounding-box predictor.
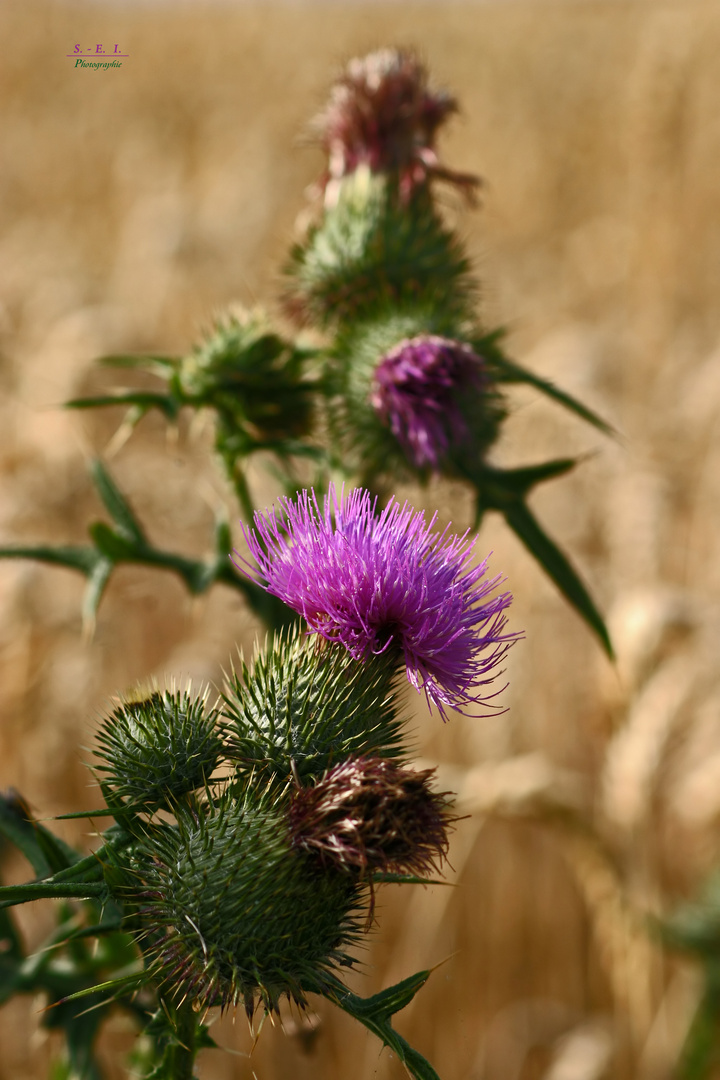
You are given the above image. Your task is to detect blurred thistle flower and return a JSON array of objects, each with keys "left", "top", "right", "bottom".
[
  {"left": 313, "top": 47, "right": 480, "bottom": 205},
  {"left": 289, "top": 756, "right": 452, "bottom": 878},
  {"left": 237, "top": 486, "right": 516, "bottom": 720},
  {"left": 370, "top": 334, "right": 485, "bottom": 469}
]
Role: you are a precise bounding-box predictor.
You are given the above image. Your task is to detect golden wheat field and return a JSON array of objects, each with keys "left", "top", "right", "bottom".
[{"left": 2, "top": 1, "right": 720, "bottom": 1077}]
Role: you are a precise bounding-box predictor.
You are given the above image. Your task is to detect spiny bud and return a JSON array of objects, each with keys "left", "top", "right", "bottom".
[
  {"left": 370, "top": 334, "right": 485, "bottom": 469},
  {"left": 289, "top": 756, "right": 453, "bottom": 878},
  {"left": 222, "top": 627, "right": 404, "bottom": 789},
  {"left": 312, "top": 47, "right": 479, "bottom": 206},
  {"left": 94, "top": 687, "right": 222, "bottom": 810},
  {"left": 177, "top": 308, "right": 313, "bottom": 443},
  {"left": 283, "top": 172, "right": 474, "bottom": 328},
  {"left": 330, "top": 313, "right": 506, "bottom": 484},
  {"left": 131, "top": 793, "right": 366, "bottom": 1015}
]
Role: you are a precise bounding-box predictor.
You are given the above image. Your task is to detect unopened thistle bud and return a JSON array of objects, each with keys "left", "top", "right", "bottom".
[
  {"left": 177, "top": 308, "right": 313, "bottom": 443},
  {"left": 223, "top": 627, "right": 403, "bottom": 789},
  {"left": 289, "top": 756, "right": 452, "bottom": 878},
  {"left": 283, "top": 174, "right": 474, "bottom": 328},
  {"left": 131, "top": 794, "right": 365, "bottom": 1015},
  {"left": 94, "top": 688, "right": 222, "bottom": 810}
]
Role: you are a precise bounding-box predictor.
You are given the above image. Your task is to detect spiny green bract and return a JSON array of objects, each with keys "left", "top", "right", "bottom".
[
  {"left": 222, "top": 628, "right": 406, "bottom": 789},
  {"left": 283, "top": 169, "right": 475, "bottom": 329},
  {"left": 176, "top": 308, "right": 314, "bottom": 444},
  {"left": 94, "top": 688, "right": 222, "bottom": 810},
  {"left": 328, "top": 308, "right": 506, "bottom": 484},
  {"left": 131, "top": 793, "right": 366, "bottom": 1014}
]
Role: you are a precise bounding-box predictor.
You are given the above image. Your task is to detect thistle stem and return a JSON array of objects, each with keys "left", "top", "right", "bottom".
[{"left": 162, "top": 999, "right": 201, "bottom": 1080}]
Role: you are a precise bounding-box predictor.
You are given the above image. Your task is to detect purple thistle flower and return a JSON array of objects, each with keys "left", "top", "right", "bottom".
[
  {"left": 370, "top": 334, "right": 485, "bottom": 470},
  {"left": 312, "top": 48, "right": 481, "bottom": 205},
  {"left": 236, "top": 486, "right": 516, "bottom": 720}
]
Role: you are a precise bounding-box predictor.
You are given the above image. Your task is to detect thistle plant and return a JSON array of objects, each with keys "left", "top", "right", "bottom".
[
  {"left": 0, "top": 46, "right": 615, "bottom": 1080},
  {"left": 0, "top": 486, "right": 512, "bottom": 1080}
]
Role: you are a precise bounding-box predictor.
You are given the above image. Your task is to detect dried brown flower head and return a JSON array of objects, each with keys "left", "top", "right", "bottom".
[
  {"left": 289, "top": 755, "right": 453, "bottom": 878},
  {"left": 312, "top": 48, "right": 480, "bottom": 204}
]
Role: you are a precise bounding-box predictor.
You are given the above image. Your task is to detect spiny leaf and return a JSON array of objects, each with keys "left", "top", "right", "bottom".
[
  {"left": 0, "top": 792, "right": 81, "bottom": 877},
  {"left": 0, "top": 881, "right": 107, "bottom": 910},
  {"left": 98, "top": 354, "right": 179, "bottom": 375},
  {"left": 322, "top": 972, "right": 441, "bottom": 1080},
  {"left": 483, "top": 349, "right": 615, "bottom": 437},
  {"left": 90, "top": 460, "right": 146, "bottom": 544},
  {"left": 82, "top": 558, "right": 113, "bottom": 631},
  {"left": 502, "top": 499, "right": 613, "bottom": 658},
  {"left": 0, "top": 545, "right": 99, "bottom": 576},
  {"left": 65, "top": 392, "right": 179, "bottom": 421}
]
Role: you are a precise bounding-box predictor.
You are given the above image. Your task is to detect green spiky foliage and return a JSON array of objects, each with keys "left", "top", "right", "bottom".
[
  {"left": 176, "top": 308, "right": 315, "bottom": 448},
  {"left": 283, "top": 169, "right": 475, "bottom": 329},
  {"left": 223, "top": 628, "right": 405, "bottom": 789},
  {"left": 94, "top": 688, "right": 222, "bottom": 810},
  {"left": 129, "top": 792, "right": 366, "bottom": 1015},
  {"left": 326, "top": 307, "right": 506, "bottom": 484}
]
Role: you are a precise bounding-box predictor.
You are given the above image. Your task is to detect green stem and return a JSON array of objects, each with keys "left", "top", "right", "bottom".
[
  {"left": 228, "top": 461, "right": 256, "bottom": 525},
  {"left": 163, "top": 999, "right": 200, "bottom": 1080}
]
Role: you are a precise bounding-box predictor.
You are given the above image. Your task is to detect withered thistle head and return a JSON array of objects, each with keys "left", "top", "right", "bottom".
[
  {"left": 312, "top": 47, "right": 479, "bottom": 204},
  {"left": 289, "top": 756, "right": 453, "bottom": 878}
]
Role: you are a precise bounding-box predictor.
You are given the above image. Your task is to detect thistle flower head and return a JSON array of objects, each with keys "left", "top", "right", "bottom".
[
  {"left": 132, "top": 794, "right": 365, "bottom": 1016},
  {"left": 313, "top": 48, "right": 479, "bottom": 204},
  {"left": 289, "top": 756, "right": 452, "bottom": 878},
  {"left": 94, "top": 688, "right": 222, "bottom": 810},
  {"left": 236, "top": 486, "right": 516, "bottom": 720},
  {"left": 370, "top": 334, "right": 484, "bottom": 469}
]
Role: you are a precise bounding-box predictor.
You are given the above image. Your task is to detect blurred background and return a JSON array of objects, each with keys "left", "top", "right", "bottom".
[{"left": 2, "top": 0, "right": 720, "bottom": 1077}]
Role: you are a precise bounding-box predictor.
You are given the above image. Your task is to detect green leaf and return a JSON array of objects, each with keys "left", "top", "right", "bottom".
[
  {"left": 87, "top": 523, "right": 136, "bottom": 562},
  {"left": 502, "top": 499, "right": 613, "bottom": 658},
  {"left": 98, "top": 354, "right": 179, "bottom": 376},
  {"left": 53, "top": 965, "right": 147, "bottom": 1008},
  {"left": 344, "top": 969, "right": 431, "bottom": 1021},
  {"left": 90, "top": 460, "right": 146, "bottom": 544},
  {"left": 66, "top": 392, "right": 179, "bottom": 421},
  {"left": 485, "top": 458, "right": 577, "bottom": 496},
  {"left": 82, "top": 558, "right": 113, "bottom": 631},
  {"left": 484, "top": 351, "right": 615, "bottom": 437},
  {"left": 322, "top": 972, "right": 441, "bottom": 1080},
  {"left": 0, "top": 792, "right": 54, "bottom": 877},
  {"left": 371, "top": 873, "right": 449, "bottom": 887},
  {"left": 0, "top": 545, "right": 99, "bottom": 577},
  {"left": 0, "top": 881, "right": 107, "bottom": 909}
]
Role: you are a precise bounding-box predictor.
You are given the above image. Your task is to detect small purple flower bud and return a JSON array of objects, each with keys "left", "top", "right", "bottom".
[
  {"left": 289, "top": 756, "right": 452, "bottom": 878},
  {"left": 236, "top": 486, "right": 517, "bottom": 721},
  {"left": 370, "top": 334, "right": 485, "bottom": 469},
  {"left": 312, "top": 48, "right": 480, "bottom": 204}
]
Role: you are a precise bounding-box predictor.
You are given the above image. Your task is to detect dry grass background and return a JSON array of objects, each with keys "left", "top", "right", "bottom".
[{"left": 2, "top": 0, "right": 720, "bottom": 1077}]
